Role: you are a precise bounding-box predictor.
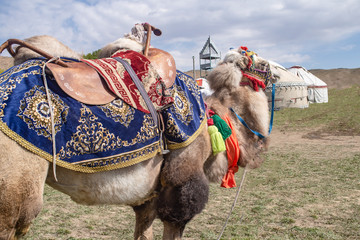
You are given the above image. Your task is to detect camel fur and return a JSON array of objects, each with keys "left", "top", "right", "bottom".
[
  {"left": 0, "top": 32, "right": 273, "bottom": 239},
  {"left": 13, "top": 35, "right": 81, "bottom": 66}
]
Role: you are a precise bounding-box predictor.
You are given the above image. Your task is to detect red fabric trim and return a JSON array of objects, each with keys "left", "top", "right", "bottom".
[
  {"left": 308, "top": 86, "right": 327, "bottom": 88},
  {"left": 82, "top": 50, "right": 173, "bottom": 113},
  {"left": 220, "top": 113, "right": 240, "bottom": 188},
  {"left": 205, "top": 105, "right": 215, "bottom": 126},
  {"left": 240, "top": 82, "right": 250, "bottom": 86},
  {"left": 242, "top": 72, "right": 266, "bottom": 91}
]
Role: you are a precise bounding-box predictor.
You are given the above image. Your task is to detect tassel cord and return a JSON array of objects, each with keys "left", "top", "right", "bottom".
[
  {"left": 42, "top": 57, "right": 60, "bottom": 182},
  {"left": 217, "top": 168, "right": 248, "bottom": 240}
]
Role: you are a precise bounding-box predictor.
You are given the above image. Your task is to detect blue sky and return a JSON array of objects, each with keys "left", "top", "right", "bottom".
[{"left": 0, "top": 0, "right": 359, "bottom": 71}]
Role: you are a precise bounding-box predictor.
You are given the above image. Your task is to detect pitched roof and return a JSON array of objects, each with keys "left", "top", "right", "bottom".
[{"left": 199, "top": 36, "right": 220, "bottom": 59}]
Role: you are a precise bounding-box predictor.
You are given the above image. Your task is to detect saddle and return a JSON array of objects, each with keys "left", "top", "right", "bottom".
[
  {"left": 46, "top": 47, "right": 176, "bottom": 105},
  {"left": 47, "top": 48, "right": 176, "bottom": 105},
  {"left": 0, "top": 24, "right": 176, "bottom": 106},
  {"left": 46, "top": 62, "right": 117, "bottom": 105}
]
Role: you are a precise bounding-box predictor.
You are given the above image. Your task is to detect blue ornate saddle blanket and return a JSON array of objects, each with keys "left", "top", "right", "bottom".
[{"left": 0, "top": 59, "right": 206, "bottom": 173}]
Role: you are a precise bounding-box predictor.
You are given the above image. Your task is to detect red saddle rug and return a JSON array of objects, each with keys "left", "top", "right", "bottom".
[{"left": 82, "top": 50, "right": 174, "bottom": 113}]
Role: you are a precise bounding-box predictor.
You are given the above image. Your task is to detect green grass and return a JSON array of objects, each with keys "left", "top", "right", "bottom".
[
  {"left": 22, "top": 86, "right": 360, "bottom": 239},
  {"left": 25, "top": 150, "right": 356, "bottom": 240},
  {"left": 273, "top": 86, "right": 360, "bottom": 135},
  {"left": 211, "top": 152, "right": 360, "bottom": 240}
]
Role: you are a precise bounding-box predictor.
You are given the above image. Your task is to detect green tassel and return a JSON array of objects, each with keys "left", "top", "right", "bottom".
[
  {"left": 211, "top": 115, "right": 232, "bottom": 140},
  {"left": 208, "top": 125, "right": 226, "bottom": 155}
]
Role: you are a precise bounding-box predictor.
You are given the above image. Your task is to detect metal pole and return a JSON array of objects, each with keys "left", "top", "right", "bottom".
[
  {"left": 199, "top": 53, "right": 202, "bottom": 78},
  {"left": 192, "top": 56, "right": 196, "bottom": 79}
]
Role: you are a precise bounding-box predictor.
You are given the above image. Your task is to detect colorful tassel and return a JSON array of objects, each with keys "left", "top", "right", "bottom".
[
  {"left": 208, "top": 125, "right": 226, "bottom": 154},
  {"left": 211, "top": 115, "right": 232, "bottom": 140}
]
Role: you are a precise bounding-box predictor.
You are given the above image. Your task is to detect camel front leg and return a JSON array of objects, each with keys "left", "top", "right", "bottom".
[
  {"left": 132, "top": 198, "right": 157, "bottom": 240},
  {"left": 162, "top": 221, "right": 184, "bottom": 240},
  {"left": 157, "top": 173, "right": 209, "bottom": 240}
]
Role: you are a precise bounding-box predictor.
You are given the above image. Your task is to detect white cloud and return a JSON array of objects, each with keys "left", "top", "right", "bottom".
[
  {"left": 0, "top": 0, "right": 359, "bottom": 70},
  {"left": 340, "top": 44, "right": 356, "bottom": 51}
]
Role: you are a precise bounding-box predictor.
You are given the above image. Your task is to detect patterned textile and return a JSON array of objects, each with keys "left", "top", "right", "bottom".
[
  {"left": 163, "top": 71, "right": 206, "bottom": 149},
  {"left": 82, "top": 50, "right": 174, "bottom": 113},
  {"left": 0, "top": 59, "right": 206, "bottom": 173},
  {"left": 239, "top": 46, "right": 272, "bottom": 91}
]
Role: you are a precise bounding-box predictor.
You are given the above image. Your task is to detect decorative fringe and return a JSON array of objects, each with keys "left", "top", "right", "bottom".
[
  {"left": 242, "top": 71, "right": 266, "bottom": 91},
  {"left": 211, "top": 115, "right": 232, "bottom": 140},
  {"left": 208, "top": 125, "right": 226, "bottom": 155}
]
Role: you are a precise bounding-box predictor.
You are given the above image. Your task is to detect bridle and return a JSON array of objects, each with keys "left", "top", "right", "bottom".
[{"left": 229, "top": 82, "right": 275, "bottom": 139}]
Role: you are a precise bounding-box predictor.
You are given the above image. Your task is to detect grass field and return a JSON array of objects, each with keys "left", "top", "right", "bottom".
[
  {"left": 23, "top": 87, "right": 360, "bottom": 240},
  {"left": 273, "top": 86, "right": 360, "bottom": 135}
]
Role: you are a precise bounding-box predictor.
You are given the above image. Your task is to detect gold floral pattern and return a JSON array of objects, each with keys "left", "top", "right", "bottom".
[
  {"left": 17, "top": 85, "right": 69, "bottom": 140},
  {"left": 58, "top": 106, "right": 117, "bottom": 159},
  {"left": 58, "top": 105, "right": 159, "bottom": 161},
  {"left": 164, "top": 111, "right": 189, "bottom": 141},
  {"left": 0, "top": 60, "right": 44, "bottom": 117},
  {"left": 170, "top": 85, "right": 193, "bottom": 125},
  {"left": 99, "top": 99, "right": 135, "bottom": 127},
  {"left": 77, "top": 142, "right": 161, "bottom": 168}
]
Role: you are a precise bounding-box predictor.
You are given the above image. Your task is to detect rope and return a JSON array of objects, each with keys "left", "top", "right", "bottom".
[
  {"left": 217, "top": 168, "right": 248, "bottom": 240},
  {"left": 268, "top": 83, "right": 275, "bottom": 135},
  {"left": 230, "top": 108, "right": 266, "bottom": 139},
  {"left": 42, "top": 57, "right": 60, "bottom": 181},
  {"left": 230, "top": 83, "right": 275, "bottom": 138},
  {"left": 113, "top": 57, "right": 159, "bottom": 129}
]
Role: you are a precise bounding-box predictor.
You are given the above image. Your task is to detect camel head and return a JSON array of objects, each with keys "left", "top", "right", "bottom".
[
  {"left": 205, "top": 46, "right": 272, "bottom": 172},
  {"left": 213, "top": 47, "right": 279, "bottom": 91}
]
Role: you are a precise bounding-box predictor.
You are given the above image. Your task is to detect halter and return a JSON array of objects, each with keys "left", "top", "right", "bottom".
[
  {"left": 232, "top": 46, "right": 275, "bottom": 138},
  {"left": 230, "top": 83, "right": 275, "bottom": 139}
]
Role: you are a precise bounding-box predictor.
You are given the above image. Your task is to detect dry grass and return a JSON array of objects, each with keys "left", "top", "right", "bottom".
[{"left": 23, "top": 88, "right": 360, "bottom": 239}]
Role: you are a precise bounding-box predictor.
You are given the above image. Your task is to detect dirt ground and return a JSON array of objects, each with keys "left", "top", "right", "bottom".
[
  {"left": 19, "top": 127, "right": 359, "bottom": 240},
  {"left": 269, "top": 128, "right": 360, "bottom": 165},
  {"left": 2, "top": 53, "right": 360, "bottom": 239}
]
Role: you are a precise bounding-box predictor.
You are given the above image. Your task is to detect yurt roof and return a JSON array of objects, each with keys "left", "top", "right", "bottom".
[
  {"left": 268, "top": 61, "right": 307, "bottom": 87},
  {"left": 288, "top": 66, "right": 327, "bottom": 87}
]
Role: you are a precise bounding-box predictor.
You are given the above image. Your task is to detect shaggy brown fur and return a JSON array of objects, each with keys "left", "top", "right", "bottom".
[
  {"left": 155, "top": 48, "right": 272, "bottom": 232},
  {"left": 0, "top": 131, "right": 49, "bottom": 239},
  {"left": 157, "top": 172, "right": 209, "bottom": 230},
  {"left": 0, "top": 34, "right": 272, "bottom": 240},
  {"left": 206, "top": 52, "right": 271, "bottom": 169}
]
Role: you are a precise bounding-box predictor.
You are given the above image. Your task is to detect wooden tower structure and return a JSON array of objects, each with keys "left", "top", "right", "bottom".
[{"left": 199, "top": 36, "right": 221, "bottom": 77}]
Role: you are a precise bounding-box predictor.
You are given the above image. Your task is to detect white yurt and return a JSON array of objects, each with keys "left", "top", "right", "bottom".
[
  {"left": 288, "top": 66, "right": 328, "bottom": 103},
  {"left": 265, "top": 61, "right": 309, "bottom": 110}
]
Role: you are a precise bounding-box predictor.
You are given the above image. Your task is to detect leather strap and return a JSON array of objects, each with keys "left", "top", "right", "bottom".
[{"left": 113, "top": 57, "right": 159, "bottom": 129}]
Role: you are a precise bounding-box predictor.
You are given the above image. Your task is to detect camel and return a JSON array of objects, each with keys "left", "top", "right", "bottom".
[{"left": 0, "top": 25, "right": 274, "bottom": 240}]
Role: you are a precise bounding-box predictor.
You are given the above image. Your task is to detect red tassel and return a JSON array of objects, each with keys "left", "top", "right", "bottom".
[
  {"left": 240, "top": 46, "right": 248, "bottom": 51},
  {"left": 220, "top": 114, "right": 240, "bottom": 188},
  {"left": 242, "top": 72, "right": 266, "bottom": 91}
]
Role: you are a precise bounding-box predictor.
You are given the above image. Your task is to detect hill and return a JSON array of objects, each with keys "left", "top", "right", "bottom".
[
  {"left": 309, "top": 68, "right": 360, "bottom": 89},
  {"left": 184, "top": 68, "right": 360, "bottom": 89},
  {"left": 0, "top": 56, "right": 14, "bottom": 71},
  {"left": 1, "top": 56, "right": 359, "bottom": 89}
]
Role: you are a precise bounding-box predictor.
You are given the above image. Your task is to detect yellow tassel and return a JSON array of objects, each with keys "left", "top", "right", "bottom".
[{"left": 208, "top": 125, "right": 226, "bottom": 154}]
